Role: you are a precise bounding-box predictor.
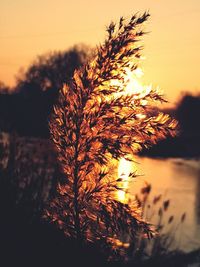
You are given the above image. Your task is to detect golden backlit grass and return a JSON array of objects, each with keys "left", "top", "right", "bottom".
[{"left": 44, "top": 12, "right": 177, "bottom": 260}]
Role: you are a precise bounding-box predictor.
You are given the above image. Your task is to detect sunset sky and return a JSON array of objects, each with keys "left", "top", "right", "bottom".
[{"left": 1, "top": 0, "right": 200, "bottom": 104}]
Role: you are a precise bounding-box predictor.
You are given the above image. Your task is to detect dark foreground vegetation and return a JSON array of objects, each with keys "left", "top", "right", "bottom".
[
  {"left": 0, "top": 133, "right": 200, "bottom": 267},
  {"left": 0, "top": 134, "right": 107, "bottom": 267}
]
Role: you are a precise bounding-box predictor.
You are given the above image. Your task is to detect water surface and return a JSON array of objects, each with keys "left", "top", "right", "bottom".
[{"left": 130, "top": 157, "right": 200, "bottom": 252}]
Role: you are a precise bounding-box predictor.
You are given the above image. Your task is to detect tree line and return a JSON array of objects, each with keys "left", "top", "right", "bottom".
[{"left": 0, "top": 44, "right": 200, "bottom": 144}]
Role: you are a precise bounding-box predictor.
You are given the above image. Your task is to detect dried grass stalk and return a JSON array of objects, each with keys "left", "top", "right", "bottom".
[{"left": 44, "top": 12, "right": 177, "bottom": 259}]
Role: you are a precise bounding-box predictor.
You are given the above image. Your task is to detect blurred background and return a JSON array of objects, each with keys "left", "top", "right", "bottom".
[{"left": 0, "top": 0, "right": 200, "bottom": 266}]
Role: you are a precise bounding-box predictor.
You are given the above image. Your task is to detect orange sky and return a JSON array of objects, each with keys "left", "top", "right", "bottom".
[{"left": 1, "top": 0, "right": 200, "bottom": 104}]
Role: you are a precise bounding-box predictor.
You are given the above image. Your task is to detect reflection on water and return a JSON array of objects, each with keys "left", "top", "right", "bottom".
[{"left": 130, "top": 157, "right": 200, "bottom": 252}]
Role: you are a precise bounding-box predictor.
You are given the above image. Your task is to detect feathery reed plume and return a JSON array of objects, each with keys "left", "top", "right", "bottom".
[{"left": 44, "top": 12, "right": 177, "bottom": 259}]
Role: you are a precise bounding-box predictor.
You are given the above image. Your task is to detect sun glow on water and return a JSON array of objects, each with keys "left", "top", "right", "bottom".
[{"left": 117, "top": 158, "right": 132, "bottom": 203}]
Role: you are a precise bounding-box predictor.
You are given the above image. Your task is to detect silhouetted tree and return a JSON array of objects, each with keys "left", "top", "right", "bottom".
[
  {"left": 0, "top": 81, "right": 10, "bottom": 94},
  {"left": 176, "top": 94, "right": 200, "bottom": 135},
  {"left": 16, "top": 45, "right": 91, "bottom": 97},
  {"left": 0, "top": 45, "right": 92, "bottom": 137}
]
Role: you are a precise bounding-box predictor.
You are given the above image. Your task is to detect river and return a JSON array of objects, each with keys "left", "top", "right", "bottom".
[{"left": 130, "top": 157, "right": 200, "bottom": 252}]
